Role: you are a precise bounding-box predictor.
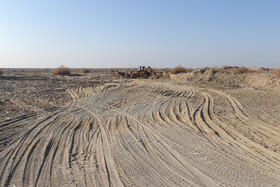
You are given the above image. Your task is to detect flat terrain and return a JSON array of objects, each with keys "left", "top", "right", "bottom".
[{"left": 1, "top": 70, "right": 280, "bottom": 186}]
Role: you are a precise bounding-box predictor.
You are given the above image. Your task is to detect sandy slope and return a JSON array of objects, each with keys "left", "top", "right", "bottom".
[{"left": 1, "top": 79, "right": 280, "bottom": 187}]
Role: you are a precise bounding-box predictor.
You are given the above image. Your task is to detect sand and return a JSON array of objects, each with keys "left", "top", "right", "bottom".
[{"left": 1, "top": 70, "right": 280, "bottom": 186}]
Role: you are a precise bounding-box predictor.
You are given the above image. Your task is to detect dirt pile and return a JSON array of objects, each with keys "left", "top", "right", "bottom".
[{"left": 170, "top": 67, "right": 280, "bottom": 89}]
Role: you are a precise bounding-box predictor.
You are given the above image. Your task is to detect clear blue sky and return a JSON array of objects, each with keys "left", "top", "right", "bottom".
[{"left": 0, "top": 0, "right": 279, "bottom": 68}]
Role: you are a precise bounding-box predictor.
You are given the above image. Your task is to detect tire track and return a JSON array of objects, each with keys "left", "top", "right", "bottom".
[{"left": 1, "top": 80, "right": 280, "bottom": 186}]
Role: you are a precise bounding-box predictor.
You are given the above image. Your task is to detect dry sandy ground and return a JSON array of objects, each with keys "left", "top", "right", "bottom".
[{"left": 1, "top": 70, "right": 280, "bottom": 187}]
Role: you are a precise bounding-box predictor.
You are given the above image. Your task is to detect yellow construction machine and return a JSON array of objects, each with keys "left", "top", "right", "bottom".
[{"left": 132, "top": 66, "right": 154, "bottom": 79}]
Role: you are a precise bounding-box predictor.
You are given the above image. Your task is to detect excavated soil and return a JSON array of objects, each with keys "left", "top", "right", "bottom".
[{"left": 1, "top": 70, "right": 280, "bottom": 187}]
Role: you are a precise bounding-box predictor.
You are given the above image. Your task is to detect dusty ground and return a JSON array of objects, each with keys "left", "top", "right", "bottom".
[{"left": 1, "top": 69, "right": 280, "bottom": 187}]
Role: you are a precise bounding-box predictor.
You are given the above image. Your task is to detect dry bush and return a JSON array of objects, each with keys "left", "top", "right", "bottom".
[
  {"left": 272, "top": 69, "right": 280, "bottom": 77},
  {"left": 0, "top": 69, "right": 3, "bottom": 75},
  {"left": 53, "top": 67, "right": 71, "bottom": 75},
  {"left": 78, "top": 68, "right": 90, "bottom": 73},
  {"left": 170, "top": 66, "right": 192, "bottom": 74}
]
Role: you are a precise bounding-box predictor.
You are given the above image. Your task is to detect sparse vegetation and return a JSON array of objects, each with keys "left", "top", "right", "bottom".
[
  {"left": 78, "top": 68, "right": 90, "bottom": 73},
  {"left": 170, "top": 66, "right": 193, "bottom": 74},
  {"left": 53, "top": 67, "right": 71, "bottom": 75},
  {"left": 0, "top": 69, "right": 3, "bottom": 75},
  {"left": 272, "top": 69, "right": 280, "bottom": 77}
]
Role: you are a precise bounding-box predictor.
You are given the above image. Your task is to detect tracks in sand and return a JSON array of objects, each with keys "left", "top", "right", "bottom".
[{"left": 1, "top": 80, "right": 280, "bottom": 186}]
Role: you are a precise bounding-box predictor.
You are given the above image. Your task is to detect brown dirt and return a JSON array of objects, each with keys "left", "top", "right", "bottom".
[{"left": 1, "top": 69, "right": 280, "bottom": 186}]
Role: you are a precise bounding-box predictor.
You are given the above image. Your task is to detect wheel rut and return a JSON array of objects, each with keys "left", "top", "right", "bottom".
[{"left": 1, "top": 80, "right": 280, "bottom": 186}]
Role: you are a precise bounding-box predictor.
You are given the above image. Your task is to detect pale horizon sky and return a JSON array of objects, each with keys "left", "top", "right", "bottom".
[{"left": 0, "top": 0, "right": 280, "bottom": 68}]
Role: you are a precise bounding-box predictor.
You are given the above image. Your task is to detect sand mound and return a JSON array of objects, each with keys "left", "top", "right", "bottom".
[{"left": 170, "top": 67, "right": 280, "bottom": 89}]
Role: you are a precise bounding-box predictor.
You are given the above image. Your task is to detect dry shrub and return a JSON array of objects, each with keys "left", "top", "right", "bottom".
[
  {"left": 170, "top": 66, "right": 192, "bottom": 74},
  {"left": 53, "top": 67, "right": 71, "bottom": 75},
  {"left": 272, "top": 69, "right": 280, "bottom": 77},
  {"left": 79, "top": 68, "right": 90, "bottom": 73},
  {"left": 0, "top": 69, "right": 3, "bottom": 75}
]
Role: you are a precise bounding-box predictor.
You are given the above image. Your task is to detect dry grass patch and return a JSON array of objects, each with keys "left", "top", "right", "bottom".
[
  {"left": 272, "top": 69, "right": 280, "bottom": 77},
  {"left": 53, "top": 67, "right": 71, "bottom": 75},
  {"left": 170, "top": 66, "right": 193, "bottom": 74}
]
